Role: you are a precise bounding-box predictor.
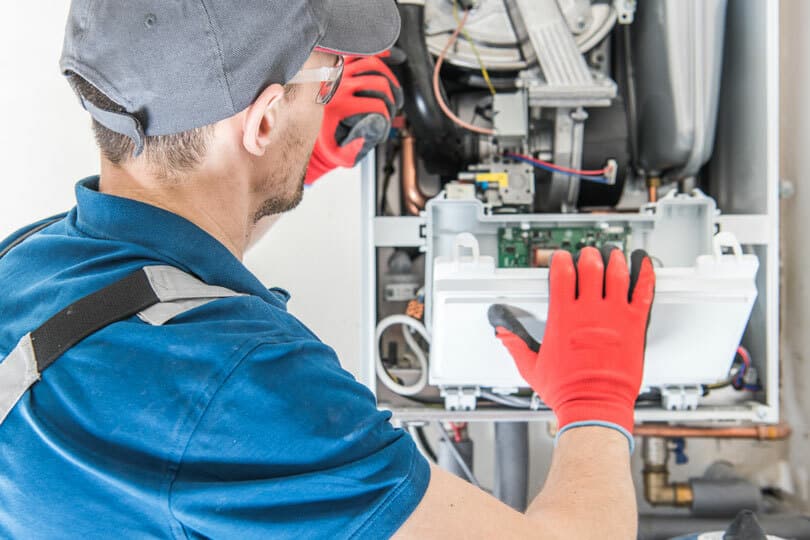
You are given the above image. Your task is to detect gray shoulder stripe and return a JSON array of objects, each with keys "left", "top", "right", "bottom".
[
  {"left": 139, "top": 266, "right": 244, "bottom": 326},
  {"left": 143, "top": 266, "right": 243, "bottom": 302},
  {"left": 138, "top": 297, "right": 223, "bottom": 326},
  {"left": 0, "top": 267, "right": 243, "bottom": 425},
  {"left": 0, "top": 334, "right": 39, "bottom": 425}
]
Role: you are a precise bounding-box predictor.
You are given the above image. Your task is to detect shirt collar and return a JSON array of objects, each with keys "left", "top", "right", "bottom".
[{"left": 73, "top": 176, "right": 288, "bottom": 307}]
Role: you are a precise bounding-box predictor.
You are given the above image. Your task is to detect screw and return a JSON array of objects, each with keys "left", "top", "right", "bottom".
[
  {"left": 571, "top": 109, "right": 588, "bottom": 122},
  {"left": 780, "top": 179, "right": 796, "bottom": 199}
]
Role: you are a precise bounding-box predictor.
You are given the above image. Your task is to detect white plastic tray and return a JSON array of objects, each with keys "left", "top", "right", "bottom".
[{"left": 430, "top": 233, "right": 759, "bottom": 391}]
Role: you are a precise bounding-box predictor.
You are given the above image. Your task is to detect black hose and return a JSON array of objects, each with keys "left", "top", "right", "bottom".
[
  {"left": 392, "top": 3, "right": 478, "bottom": 177},
  {"left": 413, "top": 426, "right": 437, "bottom": 462}
]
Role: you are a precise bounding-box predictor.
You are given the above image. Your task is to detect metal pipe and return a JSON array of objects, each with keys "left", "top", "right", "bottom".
[
  {"left": 494, "top": 422, "right": 529, "bottom": 512},
  {"left": 401, "top": 134, "right": 427, "bottom": 215},
  {"left": 637, "top": 514, "right": 810, "bottom": 540},
  {"left": 691, "top": 475, "right": 762, "bottom": 518},
  {"left": 634, "top": 423, "right": 792, "bottom": 440}
]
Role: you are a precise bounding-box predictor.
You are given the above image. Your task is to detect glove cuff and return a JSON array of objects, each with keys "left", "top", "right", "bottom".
[
  {"left": 555, "top": 400, "right": 636, "bottom": 451},
  {"left": 555, "top": 421, "right": 635, "bottom": 453}
]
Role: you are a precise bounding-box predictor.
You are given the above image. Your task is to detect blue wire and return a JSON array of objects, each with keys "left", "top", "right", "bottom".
[
  {"left": 506, "top": 154, "right": 611, "bottom": 184},
  {"left": 732, "top": 357, "right": 760, "bottom": 391}
]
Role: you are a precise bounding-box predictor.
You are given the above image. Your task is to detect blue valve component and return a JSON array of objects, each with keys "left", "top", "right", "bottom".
[
  {"left": 672, "top": 438, "right": 688, "bottom": 465},
  {"left": 479, "top": 181, "right": 489, "bottom": 191}
]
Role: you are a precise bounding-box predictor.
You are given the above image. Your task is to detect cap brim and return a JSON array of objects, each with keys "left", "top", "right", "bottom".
[{"left": 317, "top": 0, "right": 401, "bottom": 56}]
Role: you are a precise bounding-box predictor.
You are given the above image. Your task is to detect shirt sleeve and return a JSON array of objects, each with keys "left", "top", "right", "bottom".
[{"left": 169, "top": 339, "right": 430, "bottom": 540}]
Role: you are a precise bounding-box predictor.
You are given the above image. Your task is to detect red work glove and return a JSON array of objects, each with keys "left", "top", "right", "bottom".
[
  {"left": 488, "top": 247, "right": 655, "bottom": 450},
  {"left": 305, "top": 54, "right": 403, "bottom": 185}
]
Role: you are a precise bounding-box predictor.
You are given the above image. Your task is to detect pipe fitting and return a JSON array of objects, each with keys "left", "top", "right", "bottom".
[
  {"left": 643, "top": 468, "right": 695, "bottom": 507},
  {"left": 642, "top": 437, "right": 694, "bottom": 507}
]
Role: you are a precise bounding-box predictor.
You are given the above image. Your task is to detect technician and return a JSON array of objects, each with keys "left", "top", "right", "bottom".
[{"left": 0, "top": 1, "right": 655, "bottom": 539}]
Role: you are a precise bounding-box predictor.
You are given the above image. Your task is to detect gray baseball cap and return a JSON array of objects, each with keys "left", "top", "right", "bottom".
[{"left": 60, "top": 0, "right": 401, "bottom": 156}]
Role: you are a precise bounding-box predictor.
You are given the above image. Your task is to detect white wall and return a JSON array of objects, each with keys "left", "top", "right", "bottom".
[
  {"left": 0, "top": 4, "right": 364, "bottom": 376},
  {"left": 779, "top": 0, "right": 810, "bottom": 492},
  {"left": 0, "top": 3, "right": 96, "bottom": 235},
  {"left": 245, "top": 174, "right": 363, "bottom": 375}
]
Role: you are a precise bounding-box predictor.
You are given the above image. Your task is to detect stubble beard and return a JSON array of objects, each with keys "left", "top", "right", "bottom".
[{"left": 252, "top": 133, "right": 311, "bottom": 223}]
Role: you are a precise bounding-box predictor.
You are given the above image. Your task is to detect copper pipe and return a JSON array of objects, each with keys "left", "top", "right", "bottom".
[
  {"left": 634, "top": 423, "right": 792, "bottom": 441},
  {"left": 647, "top": 176, "right": 661, "bottom": 203},
  {"left": 401, "top": 134, "right": 427, "bottom": 215}
]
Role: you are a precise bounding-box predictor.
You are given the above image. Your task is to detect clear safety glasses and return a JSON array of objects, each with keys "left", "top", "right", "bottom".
[{"left": 286, "top": 55, "right": 345, "bottom": 105}]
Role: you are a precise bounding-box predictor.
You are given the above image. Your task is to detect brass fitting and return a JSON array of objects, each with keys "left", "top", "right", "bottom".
[
  {"left": 641, "top": 437, "right": 694, "bottom": 508},
  {"left": 643, "top": 466, "right": 694, "bottom": 507}
]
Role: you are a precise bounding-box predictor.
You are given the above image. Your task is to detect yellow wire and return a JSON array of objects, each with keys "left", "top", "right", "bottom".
[{"left": 452, "top": 2, "right": 497, "bottom": 96}]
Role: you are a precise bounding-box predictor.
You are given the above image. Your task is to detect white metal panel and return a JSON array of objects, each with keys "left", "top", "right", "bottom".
[{"left": 430, "top": 240, "right": 759, "bottom": 390}]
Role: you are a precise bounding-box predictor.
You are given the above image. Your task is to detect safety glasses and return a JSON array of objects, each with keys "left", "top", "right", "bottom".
[{"left": 287, "top": 55, "right": 344, "bottom": 105}]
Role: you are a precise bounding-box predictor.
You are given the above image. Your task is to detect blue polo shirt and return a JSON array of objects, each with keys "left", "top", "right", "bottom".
[{"left": 0, "top": 177, "right": 429, "bottom": 539}]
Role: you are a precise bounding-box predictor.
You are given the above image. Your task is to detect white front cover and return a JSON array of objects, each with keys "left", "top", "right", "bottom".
[{"left": 430, "top": 251, "right": 759, "bottom": 390}]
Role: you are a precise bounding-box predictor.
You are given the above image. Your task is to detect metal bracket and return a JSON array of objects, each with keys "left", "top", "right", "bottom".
[
  {"left": 374, "top": 216, "right": 427, "bottom": 248},
  {"left": 661, "top": 386, "right": 703, "bottom": 411},
  {"left": 613, "top": 0, "right": 637, "bottom": 25},
  {"left": 535, "top": 107, "right": 588, "bottom": 212},
  {"left": 441, "top": 387, "right": 481, "bottom": 411},
  {"left": 530, "top": 393, "right": 546, "bottom": 411},
  {"left": 507, "top": 0, "right": 616, "bottom": 107}
]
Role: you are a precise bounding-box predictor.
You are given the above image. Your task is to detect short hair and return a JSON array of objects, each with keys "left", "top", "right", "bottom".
[{"left": 67, "top": 73, "right": 213, "bottom": 179}]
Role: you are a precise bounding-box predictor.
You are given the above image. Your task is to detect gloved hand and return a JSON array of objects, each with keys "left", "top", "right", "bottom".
[
  {"left": 488, "top": 247, "right": 655, "bottom": 450},
  {"left": 305, "top": 54, "right": 403, "bottom": 185}
]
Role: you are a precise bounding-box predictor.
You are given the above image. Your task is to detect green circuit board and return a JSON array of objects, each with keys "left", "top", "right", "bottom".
[{"left": 498, "top": 226, "right": 631, "bottom": 268}]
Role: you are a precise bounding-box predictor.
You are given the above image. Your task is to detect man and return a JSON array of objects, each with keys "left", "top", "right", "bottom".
[{"left": 0, "top": 1, "right": 654, "bottom": 538}]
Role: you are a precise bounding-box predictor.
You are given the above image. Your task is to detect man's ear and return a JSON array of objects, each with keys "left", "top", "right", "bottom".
[{"left": 242, "top": 83, "right": 286, "bottom": 157}]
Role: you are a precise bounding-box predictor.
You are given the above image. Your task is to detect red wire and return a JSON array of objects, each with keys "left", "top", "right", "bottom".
[
  {"left": 737, "top": 346, "right": 751, "bottom": 368},
  {"left": 450, "top": 422, "right": 466, "bottom": 443},
  {"left": 508, "top": 152, "right": 608, "bottom": 176},
  {"left": 433, "top": 10, "right": 496, "bottom": 136}
]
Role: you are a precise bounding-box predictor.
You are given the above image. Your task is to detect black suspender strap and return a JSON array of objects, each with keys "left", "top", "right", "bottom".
[
  {"left": 0, "top": 269, "right": 163, "bottom": 424},
  {"left": 29, "top": 270, "right": 159, "bottom": 373},
  {"left": 0, "top": 216, "right": 243, "bottom": 425},
  {"left": 0, "top": 214, "right": 66, "bottom": 260},
  {"left": 0, "top": 262, "right": 241, "bottom": 425}
]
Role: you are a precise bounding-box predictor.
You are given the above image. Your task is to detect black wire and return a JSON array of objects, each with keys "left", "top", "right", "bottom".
[
  {"left": 378, "top": 139, "right": 401, "bottom": 216},
  {"left": 399, "top": 392, "right": 552, "bottom": 410},
  {"left": 468, "top": 102, "right": 495, "bottom": 127},
  {"left": 636, "top": 388, "right": 662, "bottom": 404},
  {"left": 414, "top": 426, "right": 438, "bottom": 462},
  {"left": 399, "top": 394, "right": 444, "bottom": 406},
  {"left": 701, "top": 354, "right": 748, "bottom": 394}
]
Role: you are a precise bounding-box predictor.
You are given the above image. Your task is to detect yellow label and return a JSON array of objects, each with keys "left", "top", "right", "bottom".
[{"left": 474, "top": 172, "right": 509, "bottom": 188}]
